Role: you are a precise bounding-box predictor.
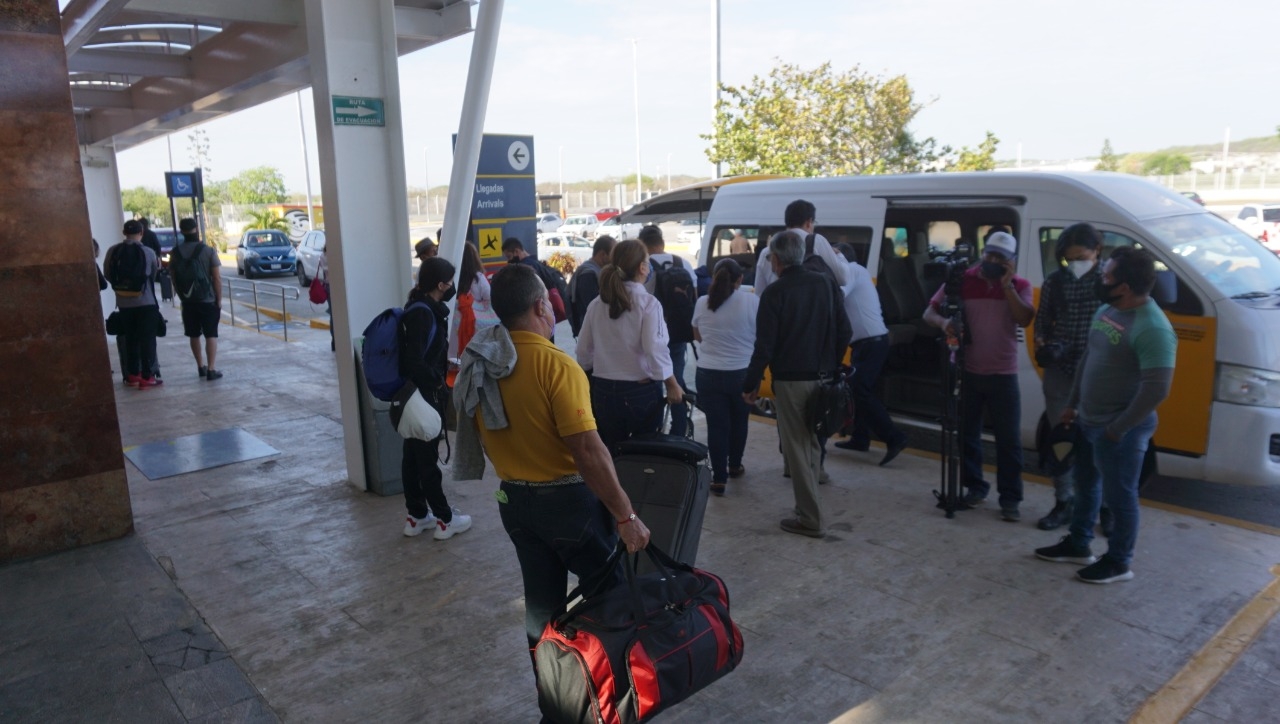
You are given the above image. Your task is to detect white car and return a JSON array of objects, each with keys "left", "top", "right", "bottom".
[
  {"left": 1230, "top": 204, "right": 1280, "bottom": 253},
  {"left": 560, "top": 214, "right": 600, "bottom": 240},
  {"left": 537, "top": 213, "right": 563, "bottom": 234},
  {"left": 296, "top": 229, "right": 326, "bottom": 286},
  {"left": 537, "top": 233, "right": 594, "bottom": 266},
  {"left": 677, "top": 218, "right": 705, "bottom": 246},
  {"left": 594, "top": 215, "right": 645, "bottom": 241}
]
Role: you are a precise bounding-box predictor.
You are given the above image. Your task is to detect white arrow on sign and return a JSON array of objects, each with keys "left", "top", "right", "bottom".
[
  {"left": 336, "top": 106, "right": 378, "bottom": 117},
  {"left": 508, "top": 140, "right": 530, "bottom": 172}
]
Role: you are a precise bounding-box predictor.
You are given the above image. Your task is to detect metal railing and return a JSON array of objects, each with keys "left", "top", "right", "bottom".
[{"left": 222, "top": 278, "right": 302, "bottom": 341}]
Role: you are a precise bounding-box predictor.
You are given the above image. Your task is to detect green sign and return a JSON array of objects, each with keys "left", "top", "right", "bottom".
[{"left": 331, "top": 96, "right": 385, "bottom": 127}]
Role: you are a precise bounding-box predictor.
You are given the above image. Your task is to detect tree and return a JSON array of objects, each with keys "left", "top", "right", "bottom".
[
  {"left": 704, "top": 61, "right": 945, "bottom": 176},
  {"left": 1096, "top": 139, "right": 1119, "bottom": 172},
  {"left": 121, "top": 186, "right": 173, "bottom": 227},
  {"left": 1141, "top": 152, "right": 1191, "bottom": 176},
  {"left": 226, "top": 166, "right": 287, "bottom": 205},
  {"left": 946, "top": 131, "right": 1000, "bottom": 171},
  {"left": 187, "top": 127, "right": 212, "bottom": 180},
  {"left": 247, "top": 209, "right": 289, "bottom": 232}
]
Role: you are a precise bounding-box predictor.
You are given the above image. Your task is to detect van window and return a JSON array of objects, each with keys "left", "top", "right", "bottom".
[
  {"left": 883, "top": 227, "right": 909, "bottom": 257},
  {"left": 1150, "top": 213, "right": 1280, "bottom": 302},
  {"left": 1038, "top": 226, "right": 1205, "bottom": 316},
  {"left": 706, "top": 225, "right": 873, "bottom": 276},
  {"left": 816, "top": 226, "right": 874, "bottom": 267}
]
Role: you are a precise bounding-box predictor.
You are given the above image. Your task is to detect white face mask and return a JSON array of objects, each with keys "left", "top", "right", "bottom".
[{"left": 1067, "top": 260, "right": 1095, "bottom": 280}]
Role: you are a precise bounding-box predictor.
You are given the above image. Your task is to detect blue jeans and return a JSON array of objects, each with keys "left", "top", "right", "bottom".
[
  {"left": 668, "top": 342, "right": 689, "bottom": 437},
  {"left": 848, "top": 335, "right": 904, "bottom": 448},
  {"left": 695, "top": 368, "right": 750, "bottom": 483},
  {"left": 498, "top": 482, "right": 621, "bottom": 651},
  {"left": 961, "top": 372, "right": 1023, "bottom": 508},
  {"left": 1067, "top": 415, "right": 1156, "bottom": 566},
  {"left": 590, "top": 378, "right": 663, "bottom": 451}
]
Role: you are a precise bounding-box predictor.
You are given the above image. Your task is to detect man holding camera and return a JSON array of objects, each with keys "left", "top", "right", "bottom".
[{"left": 924, "top": 231, "right": 1035, "bottom": 521}]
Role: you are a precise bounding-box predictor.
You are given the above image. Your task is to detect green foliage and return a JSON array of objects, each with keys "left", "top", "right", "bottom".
[
  {"left": 1119, "top": 153, "right": 1149, "bottom": 175},
  {"left": 205, "top": 226, "right": 228, "bottom": 253},
  {"left": 121, "top": 186, "right": 173, "bottom": 227},
  {"left": 704, "top": 61, "right": 942, "bottom": 176},
  {"left": 203, "top": 179, "right": 230, "bottom": 208},
  {"left": 247, "top": 209, "right": 289, "bottom": 232},
  {"left": 1141, "top": 152, "right": 1191, "bottom": 176},
  {"left": 1096, "top": 139, "right": 1119, "bottom": 172},
  {"left": 947, "top": 132, "right": 1000, "bottom": 172},
  {"left": 545, "top": 251, "right": 577, "bottom": 277},
  {"left": 226, "top": 166, "right": 287, "bottom": 205}
]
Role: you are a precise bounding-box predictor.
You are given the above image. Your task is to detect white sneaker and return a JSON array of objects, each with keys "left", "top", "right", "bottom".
[
  {"left": 403, "top": 512, "right": 437, "bottom": 537},
  {"left": 433, "top": 510, "right": 472, "bottom": 540}
]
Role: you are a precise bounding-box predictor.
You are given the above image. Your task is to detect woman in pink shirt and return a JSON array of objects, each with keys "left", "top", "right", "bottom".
[{"left": 576, "top": 240, "right": 685, "bottom": 450}]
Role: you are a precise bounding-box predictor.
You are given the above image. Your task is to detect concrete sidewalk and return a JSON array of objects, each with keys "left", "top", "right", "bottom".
[{"left": 3, "top": 311, "right": 1279, "bottom": 722}]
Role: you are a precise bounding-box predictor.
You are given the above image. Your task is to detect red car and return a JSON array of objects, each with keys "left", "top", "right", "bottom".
[{"left": 594, "top": 208, "right": 620, "bottom": 221}]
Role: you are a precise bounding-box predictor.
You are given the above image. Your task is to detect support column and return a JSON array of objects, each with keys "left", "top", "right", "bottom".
[
  {"left": 304, "top": 0, "right": 413, "bottom": 490},
  {"left": 81, "top": 141, "right": 124, "bottom": 317},
  {"left": 0, "top": 3, "right": 132, "bottom": 561}
]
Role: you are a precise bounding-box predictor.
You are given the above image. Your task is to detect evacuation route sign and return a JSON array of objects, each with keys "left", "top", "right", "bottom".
[{"left": 331, "top": 96, "right": 385, "bottom": 127}]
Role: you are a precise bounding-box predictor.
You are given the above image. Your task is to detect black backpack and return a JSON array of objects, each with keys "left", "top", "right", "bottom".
[
  {"left": 567, "top": 262, "right": 601, "bottom": 338},
  {"left": 652, "top": 256, "right": 696, "bottom": 344},
  {"left": 803, "top": 234, "right": 839, "bottom": 286},
  {"left": 172, "top": 242, "right": 214, "bottom": 301},
  {"left": 108, "top": 243, "right": 148, "bottom": 297}
]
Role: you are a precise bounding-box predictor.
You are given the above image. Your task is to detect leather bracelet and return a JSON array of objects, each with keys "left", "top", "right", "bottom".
[{"left": 617, "top": 513, "right": 637, "bottom": 526}]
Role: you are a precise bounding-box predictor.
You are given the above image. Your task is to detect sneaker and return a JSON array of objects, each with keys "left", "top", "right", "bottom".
[
  {"left": 1076, "top": 557, "right": 1134, "bottom": 584},
  {"left": 1000, "top": 507, "right": 1021, "bottom": 522},
  {"left": 818, "top": 470, "right": 833, "bottom": 485},
  {"left": 779, "top": 517, "right": 824, "bottom": 538},
  {"left": 205, "top": 369, "right": 223, "bottom": 381},
  {"left": 961, "top": 489, "right": 987, "bottom": 508},
  {"left": 402, "top": 512, "right": 437, "bottom": 537},
  {"left": 728, "top": 465, "right": 746, "bottom": 479},
  {"left": 126, "top": 374, "right": 142, "bottom": 387},
  {"left": 433, "top": 510, "right": 473, "bottom": 540},
  {"left": 198, "top": 366, "right": 208, "bottom": 378},
  {"left": 1035, "top": 536, "right": 1097, "bottom": 565},
  {"left": 710, "top": 481, "right": 727, "bottom": 497},
  {"left": 149, "top": 377, "right": 163, "bottom": 386},
  {"left": 137, "top": 377, "right": 157, "bottom": 389},
  {"left": 834, "top": 439, "right": 870, "bottom": 452},
  {"left": 1037, "top": 500, "right": 1073, "bottom": 531}
]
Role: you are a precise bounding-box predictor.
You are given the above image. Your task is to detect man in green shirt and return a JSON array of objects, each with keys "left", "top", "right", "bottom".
[{"left": 1034, "top": 247, "right": 1177, "bottom": 584}]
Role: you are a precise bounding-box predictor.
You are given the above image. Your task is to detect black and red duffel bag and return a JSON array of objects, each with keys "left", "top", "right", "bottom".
[{"left": 534, "top": 544, "right": 744, "bottom": 724}]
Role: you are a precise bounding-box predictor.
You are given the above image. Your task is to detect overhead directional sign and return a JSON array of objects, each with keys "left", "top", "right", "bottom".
[
  {"left": 331, "top": 96, "right": 385, "bottom": 127},
  {"left": 454, "top": 133, "right": 537, "bottom": 269}
]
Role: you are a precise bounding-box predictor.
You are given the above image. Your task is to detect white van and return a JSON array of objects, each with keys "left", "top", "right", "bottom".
[{"left": 697, "top": 172, "right": 1280, "bottom": 487}]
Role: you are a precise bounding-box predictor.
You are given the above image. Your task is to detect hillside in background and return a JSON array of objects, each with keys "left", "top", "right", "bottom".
[{"left": 1156, "top": 133, "right": 1280, "bottom": 157}]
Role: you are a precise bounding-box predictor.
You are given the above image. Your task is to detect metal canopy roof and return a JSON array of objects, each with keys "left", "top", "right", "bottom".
[{"left": 60, "top": 0, "right": 474, "bottom": 150}]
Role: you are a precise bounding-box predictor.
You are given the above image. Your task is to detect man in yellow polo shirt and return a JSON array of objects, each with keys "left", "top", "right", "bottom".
[{"left": 454, "top": 262, "right": 650, "bottom": 662}]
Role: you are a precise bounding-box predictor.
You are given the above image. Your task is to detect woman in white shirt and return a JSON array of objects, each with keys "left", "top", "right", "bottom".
[
  {"left": 691, "top": 258, "right": 758, "bottom": 495},
  {"left": 577, "top": 239, "right": 684, "bottom": 450}
]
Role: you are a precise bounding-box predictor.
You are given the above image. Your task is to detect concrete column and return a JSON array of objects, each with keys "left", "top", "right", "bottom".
[
  {"left": 80, "top": 142, "right": 124, "bottom": 318},
  {"left": 0, "top": 2, "right": 132, "bottom": 561},
  {"left": 304, "top": 0, "right": 413, "bottom": 490}
]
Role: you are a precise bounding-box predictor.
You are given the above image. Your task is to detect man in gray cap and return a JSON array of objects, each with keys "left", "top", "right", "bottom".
[{"left": 104, "top": 220, "right": 163, "bottom": 389}]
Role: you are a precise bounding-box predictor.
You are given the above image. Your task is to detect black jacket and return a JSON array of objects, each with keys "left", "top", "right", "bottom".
[
  {"left": 400, "top": 297, "right": 450, "bottom": 411},
  {"left": 744, "top": 265, "right": 852, "bottom": 391}
]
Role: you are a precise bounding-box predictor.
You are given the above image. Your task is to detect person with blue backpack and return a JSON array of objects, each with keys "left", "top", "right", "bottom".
[{"left": 398, "top": 257, "right": 472, "bottom": 540}]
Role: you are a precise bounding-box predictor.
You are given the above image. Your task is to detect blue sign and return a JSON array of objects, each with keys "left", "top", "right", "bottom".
[
  {"left": 165, "top": 170, "right": 203, "bottom": 200},
  {"left": 454, "top": 134, "right": 537, "bottom": 265}
]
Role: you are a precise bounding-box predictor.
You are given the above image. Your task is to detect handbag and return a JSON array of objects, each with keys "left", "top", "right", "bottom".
[
  {"left": 156, "top": 314, "right": 167, "bottom": 338},
  {"left": 534, "top": 544, "right": 743, "bottom": 724},
  {"left": 810, "top": 367, "right": 853, "bottom": 437},
  {"left": 309, "top": 279, "right": 328, "bottom": 305},
  {"left": 105, "top": 311, "right": 122, "bottom": 336},
  {"left": 389, "top": 382, "right": 442, "bottom": 442}
]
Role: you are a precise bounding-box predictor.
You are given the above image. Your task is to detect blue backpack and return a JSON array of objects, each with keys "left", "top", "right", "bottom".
[{"left": 361, "top": 301, "right": 434, "bottom": 401}]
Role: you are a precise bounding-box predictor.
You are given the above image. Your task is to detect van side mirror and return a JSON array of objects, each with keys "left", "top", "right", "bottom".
[{"left": 1152, "top": 270, "right": 1177, "bottom": 306}]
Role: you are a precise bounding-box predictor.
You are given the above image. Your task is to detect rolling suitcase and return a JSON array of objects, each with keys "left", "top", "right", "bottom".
[{"left": 613, "top": 429, "right": 710, "bottom": 574}]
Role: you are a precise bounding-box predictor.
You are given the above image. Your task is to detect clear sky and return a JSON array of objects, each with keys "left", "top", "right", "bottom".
[{"left": 115, "top": 0, "right": 1277, "bottom": 193}]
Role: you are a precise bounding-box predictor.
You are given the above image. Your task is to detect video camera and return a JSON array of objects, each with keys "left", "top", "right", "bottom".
[{"left": 938, "top": 242, "right": 974, "bottom": 317}]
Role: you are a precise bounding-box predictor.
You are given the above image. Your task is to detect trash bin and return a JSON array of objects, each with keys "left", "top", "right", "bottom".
[{"left": 354, "top": 342, "right": 403, "bottom": 496}]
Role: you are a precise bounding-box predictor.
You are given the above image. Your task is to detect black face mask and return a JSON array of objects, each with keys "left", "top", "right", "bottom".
[
  {"left": 980, "top": 261, "right": 1006, "bottom": 280},
  {"left": 1095, "top": 278, "right": 1122, "bottom": 305},
  {"left": 439, "top": 286, "right": 457, "bottom": 304}
]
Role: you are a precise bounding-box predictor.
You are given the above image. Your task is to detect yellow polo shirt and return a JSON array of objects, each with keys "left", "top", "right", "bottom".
[{"left": 477, "top": 331, "right": 596, "bottom": 482}]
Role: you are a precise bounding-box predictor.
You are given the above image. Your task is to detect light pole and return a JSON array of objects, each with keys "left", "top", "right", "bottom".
[
  {"left": 631, "top": 38, "right": 642, "bottom": 203},
  {"left": 558, "top": 145, "right": 564, "bottom": 201},
  {"left": 711, "top": 0, "right": 721, "bottom": 179},
  {"left": 296, "top": 91, "right": 314, "bottom": 232},
  {"left": 666, "top": 152, "right": 672, "bottom": 191},
  {"left": 423, "top": 147, "right": 429, "bottom": 220}
]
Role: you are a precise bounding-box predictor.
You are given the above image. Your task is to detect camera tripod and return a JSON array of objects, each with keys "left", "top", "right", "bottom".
[{"left": 934, "top": 314, "right": 967, "bottom": 518}]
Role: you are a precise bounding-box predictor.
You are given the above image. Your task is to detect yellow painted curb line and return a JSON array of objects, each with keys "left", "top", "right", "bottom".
[
  {"left": 309, "top": 319, "right": 330, "bottom": 330},
  {"left": 1131, "top": 564, "right": 1280, "bottom": 723}
]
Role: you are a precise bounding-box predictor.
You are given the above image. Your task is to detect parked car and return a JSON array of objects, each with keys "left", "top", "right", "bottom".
[
  {"left": 1230, "top": 204, "right": 1280, "bottom": 253},
  {"left": 296, "top": 229, "right": 326, "bottom": 286},
  {"left": 236, "top": 229, "right": 297, "bottom": 278},
  {"left": 153, "top": 229, "right": 180, "bottom": 261},
  {"left": 677, "top": 218, "right": 705, "bottom": 246},
  {"left": 1180, "top": 191, "right": 1204, "bottom": 206},
  {"left": 594, "top": 215, "right": 645, "bottom": 241},
  {"left": 537, "top": 233, "right": 594, "bottom": 266},
  {"left": 594, "top": 208, "right": 621, "bottom": 221},
  {"left": 560, "top": 214, "right": 600, "bottom": 239},
  {"left": 537, "top": 212, "right": 563, "bottom": 234}
]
